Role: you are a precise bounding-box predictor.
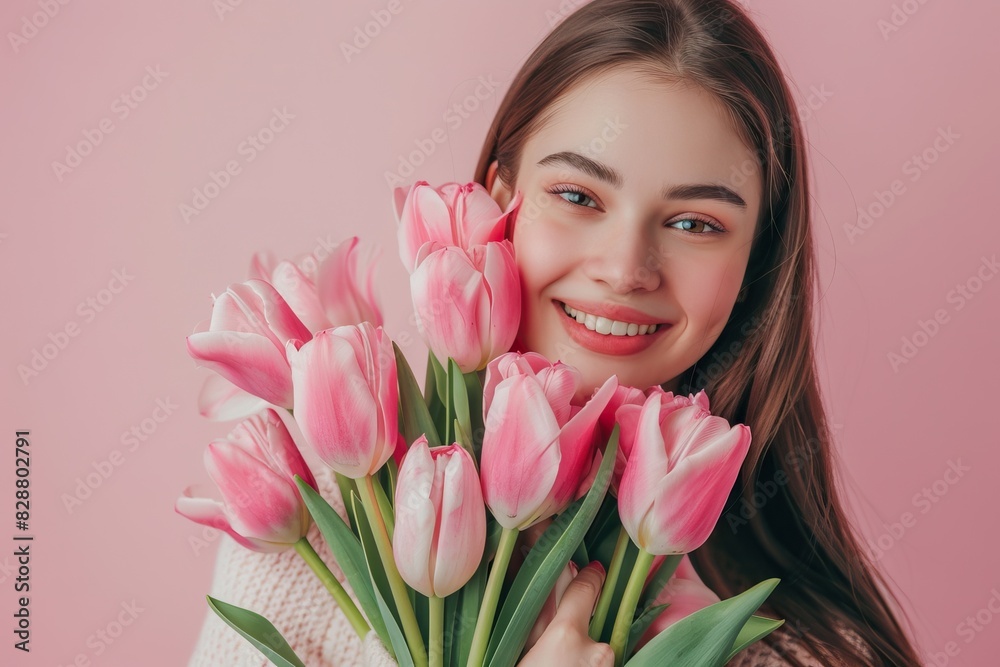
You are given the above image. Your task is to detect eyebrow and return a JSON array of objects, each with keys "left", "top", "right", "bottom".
[{"left": 536, "top": 150, "right": 748, "bottom": 209}]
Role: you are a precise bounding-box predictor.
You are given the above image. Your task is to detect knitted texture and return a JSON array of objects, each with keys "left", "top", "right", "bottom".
[
  {"left": 186, "top": 456, "right": 394, "bottom": 667},
  {"left": 184, "top": 453, "right": 869, "bottom": 666}
]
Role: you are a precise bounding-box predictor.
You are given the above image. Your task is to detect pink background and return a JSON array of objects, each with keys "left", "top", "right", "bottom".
[{"left": 2, "top": 1, "right": 998, "bottom": 665}]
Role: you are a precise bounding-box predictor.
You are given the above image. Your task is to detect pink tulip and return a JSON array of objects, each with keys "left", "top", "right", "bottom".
[
  {"left": 480, "top": 351, "right": 618, "bottom": 530},
  {"left": 394, "top": 180, "right": 523, "bottom": 273},
  {"left": 635, "top": 554, "right": 721, "bottom": 651},
  {"left": 611, "top": 388, "right": 710, "bottom": 495},
  {"left": 175, "top": 408, "right": 317, "bottom": 553},
  {"left": 392, "top": 436, "right": 486, "bottom": 598},
  {"left": 597, "top": 384, "right": 666, "bottom": 494},
  {"left": 250, "top": 237, "right": 384, "bottom": 333},
  {"left": 196, "top": 374, "right": 269, "bottom": 422},
  {"left": 186, "top": 280, "right": 312, "bottom": 408},
  {"left": 617, "top": 391, "right": 751, "bottom": 555},
  {"left": 287, "top": 322, "right": 399, "bottom": 479},
  {"left": 409, "top": 241, "right": 520, "bottom": 373}
]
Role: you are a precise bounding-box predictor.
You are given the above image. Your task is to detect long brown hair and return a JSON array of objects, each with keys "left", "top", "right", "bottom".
[{"left": 472, "top": 1, "right": 921, "bottom": 664}]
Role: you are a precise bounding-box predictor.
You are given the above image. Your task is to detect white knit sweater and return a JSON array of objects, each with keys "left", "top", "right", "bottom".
[{"left": 185, "top": 455, "right": 867, "bottom": 666}]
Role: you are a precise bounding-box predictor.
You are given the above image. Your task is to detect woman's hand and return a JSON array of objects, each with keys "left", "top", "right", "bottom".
[{"left": 517, "top": 561, "right": 615, "bottom": 667}]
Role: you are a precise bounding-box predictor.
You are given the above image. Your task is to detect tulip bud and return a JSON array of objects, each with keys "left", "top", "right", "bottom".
[
  {"left": 287, "top": 322, "right": 399, "bottom": 479},
  {"left": 617, "top": 391, "right": 751, "bottom": 555},
  {"left": 255, "top": 236, "right": 384, "bottom": 333},
  {"left": 480, "top": 351, "right": 618, "bottom": 530},
  {"left": 392, "top": 436, "right": 486, "bottom": 598},
  {"left": 175, "top": 408, "right": 316, "bottom": 552},
  {"left": 186, "top": 280, "right": 312, "bottom": 408},
  {"left": 395, "top": 180, "right": 522, "bottom": 274},
  {"left": 410, "top": 241, "right": 520, "bottom": 373}
]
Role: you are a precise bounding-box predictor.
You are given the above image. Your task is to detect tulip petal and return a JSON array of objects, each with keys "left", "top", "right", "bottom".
[
  {"left": 175, "top": 491, "right": 267, "bottom": 552},
  {"left": 270, "top": 260, "right": 329, "bottom": 333},
  {"left": 618, "top": 393, "right": 672, "bottom": 546},
  {"left": 543, "top": 374, "right": 618, "bottom": 514},
  {"left": 289, "top": 330, "right": 380, "bottom": 478},
  {"left": 317, "top": 237, "right": 384, "bottom": 329},
  {"left": 187, "top": 331, "right": 294, "bottom": 407},
  {"left": 205, "top": 442, "right": 304, "bottom": 545},
  {"left": 661, "top": 407, "right": 731, "bottom": 473},
  {"left": 197, "top": 374, "right": 269, "bottom": 422},
  {"left": 433, "top": 448, "right": 486, "bottom": 596},
  {"left": 410, "top": 247, "right": 486, "bottom": 373},
  {"left": 393, "top": 439, "right": 437, "bottom": 597},
  {"left": 532, "top": 365, "right": 580, "bottom": 426},
  {"left": 481, "top": 376, "right": 563, "bottom": 529},
  {"left": 641, "top": 425, "right": 751, "bottom": 553},
  {"left": 249, "top": 250, "right": 278, "bottom": 282}
]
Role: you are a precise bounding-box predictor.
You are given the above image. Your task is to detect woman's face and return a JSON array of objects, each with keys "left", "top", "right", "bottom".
[{"left": 487, "top": 67, "right": 762, "bottom": 402}]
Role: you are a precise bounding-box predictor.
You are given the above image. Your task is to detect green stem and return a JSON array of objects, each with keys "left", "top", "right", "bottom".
[
  {"left": 429, "top": 595, "right": 445, "bottom": 667},
  {"left": 293, "top": 537, "right": 370, "bottom": 640},
  {"left": 609, "top": 548, "right": 655, "bottom": 667},
  {"left": 359, "top": 475, "right": 428, "bottom": 667},
  {"left": 589, "top": 526, "right": 629, "bottom": 641},
  {"left": 467, "top": 526, "right": 519, "bottom": 667}
]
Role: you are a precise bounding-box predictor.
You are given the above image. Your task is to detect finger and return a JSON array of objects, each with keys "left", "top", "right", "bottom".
[{"left": 551, "top": 561, "right": 606, "bottom": 629}]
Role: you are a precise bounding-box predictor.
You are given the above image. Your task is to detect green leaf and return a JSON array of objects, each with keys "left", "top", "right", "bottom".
[
  {"left": 334, "top": 473, "right": 360, "bottom": 533},
  {"left": 372, "top": 475, "right": 395, "bottom": 539},
  {"left": 424, "top": 350, "right": 447, "bottom": 429},
  {"left": 449, "top": 358, "right": 472, "bottom": 447},
  {"left": 206, "top": 596, "right": 306, "bottom": 667},
  {"left": 624, "top": 578, "right": 781, "bottom": 667},
  {"left": 445, "top": 356, "right": 454, "bottom": 443},
  {"left": 449, "top": 556, "right": 488, "bottom": 667},
  {"left": 484, "top": 426, "right": 620, "bottom": 667},
  {"left": 584, "top": 494, "right": 620, "bottom": 555},
  {"left": 625, "top": 602, "right": 669, "bottom": 657},
  {"left": 726, "top": 615, "right": 786, "bottom": 662},
  {"left": 464, "top": 369, "right": 485, "bottom": 460},
  {"left": 429, "top": 352, "right": 448, "bottom": 412},
  {"left": 294, "top": 477, "right": 390, "bottom": 652},
  {"left": 395, "top": 342, "right": 441, "bottom": 447},
  {"left": 352, "top": 492, "right": 408, "bottom": 662},
  {"left": 413, "top": 589, "right": 430, "bottom": 654}
]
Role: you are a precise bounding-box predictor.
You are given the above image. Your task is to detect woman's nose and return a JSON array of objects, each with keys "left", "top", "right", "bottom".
[{"left": 583, "top": 226, "right": 661, "bottom": 294}]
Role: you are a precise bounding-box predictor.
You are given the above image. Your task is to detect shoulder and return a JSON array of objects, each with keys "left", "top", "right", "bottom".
[{"left": 727, "top": 620, "right": 874, "bottom": 667}]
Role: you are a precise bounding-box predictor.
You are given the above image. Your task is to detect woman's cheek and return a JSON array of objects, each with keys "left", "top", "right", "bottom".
[{"left": 676, "top": 262, "right": 743, "bottom": 336}]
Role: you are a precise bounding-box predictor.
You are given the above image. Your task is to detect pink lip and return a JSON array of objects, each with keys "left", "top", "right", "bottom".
[
  {"left": 557, "top": 298, "right": 667, "bottom": 325},
  {"left": 553, "top": 300, "right": 671, "bottom": 356}
]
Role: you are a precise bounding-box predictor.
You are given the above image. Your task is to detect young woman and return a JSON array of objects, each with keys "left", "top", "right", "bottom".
[{"left": 187, "top": 1, "right": 922, "bottom": 665}]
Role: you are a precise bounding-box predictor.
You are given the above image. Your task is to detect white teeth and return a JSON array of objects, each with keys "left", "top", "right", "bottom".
[{"left": 560, "top": 302, "right": 660, "bottom": 337}]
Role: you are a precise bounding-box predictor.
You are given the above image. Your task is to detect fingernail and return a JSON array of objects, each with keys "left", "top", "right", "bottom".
[{"left": 589, "top": 560, "right": 605, "bottom": 576}]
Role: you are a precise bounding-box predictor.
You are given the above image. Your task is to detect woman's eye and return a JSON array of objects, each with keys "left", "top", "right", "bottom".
[
  {"left": 551, "top": 187, "right": 597, "bottom": 208},
  {"left": 667, "top": 217, "right": 724, "bottom": 234}
]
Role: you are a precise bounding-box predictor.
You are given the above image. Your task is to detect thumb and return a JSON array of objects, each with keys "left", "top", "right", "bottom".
[{"left": 551, "top": 561, "right": 606, "bottom": 629}]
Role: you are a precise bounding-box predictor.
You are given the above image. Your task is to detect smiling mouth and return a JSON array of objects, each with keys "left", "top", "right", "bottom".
[{"left": 555, "top": 300, "right": 665, "bottom": 337}]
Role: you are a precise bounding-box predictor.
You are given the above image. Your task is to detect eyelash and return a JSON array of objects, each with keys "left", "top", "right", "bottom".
[{"left": 546, "top": 185, "right": 726, "bottom": 234}]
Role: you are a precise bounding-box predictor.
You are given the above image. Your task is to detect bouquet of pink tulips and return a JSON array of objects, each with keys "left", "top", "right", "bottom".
[{"left": 176, "top": 181, "right": 785, "bottom": 667}]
